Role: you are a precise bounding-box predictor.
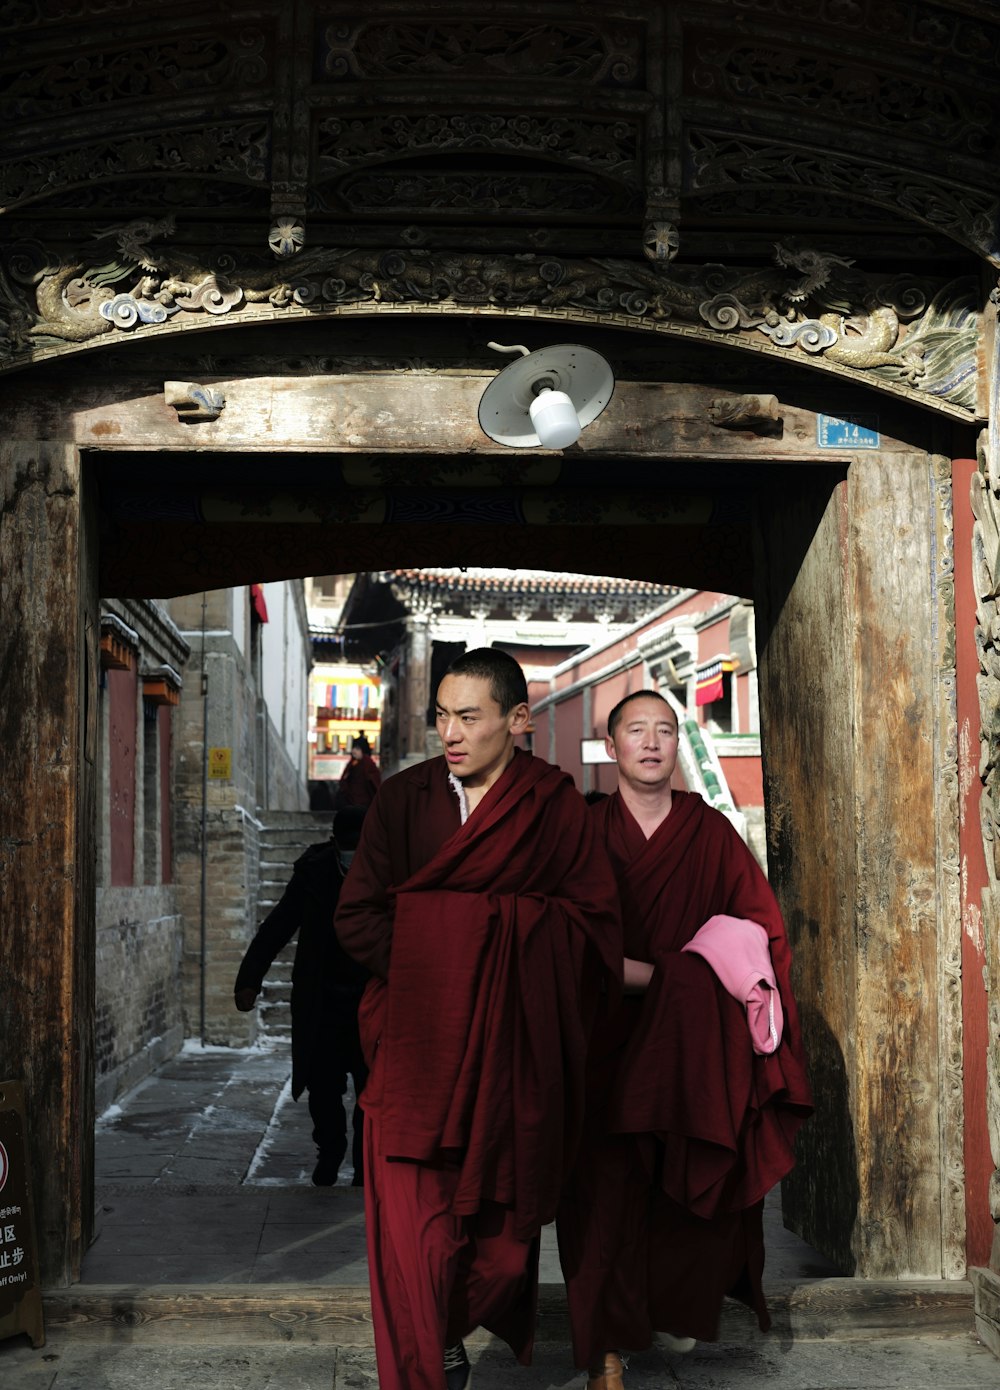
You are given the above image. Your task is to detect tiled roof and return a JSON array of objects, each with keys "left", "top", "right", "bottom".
[{"left": 378, "top": 568, "right": 677, "bottom": 596}]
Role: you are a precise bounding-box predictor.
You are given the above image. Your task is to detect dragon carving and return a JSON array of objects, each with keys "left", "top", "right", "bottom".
[
  {"left": 1, "top": 229, "right": 961, "bottom": 405},
  {"left": 819, "top": 306, "right": 926, "bottom": 382}
]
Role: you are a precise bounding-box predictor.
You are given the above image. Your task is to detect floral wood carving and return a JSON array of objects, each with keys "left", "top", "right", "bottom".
[
  {"left": 689, "top": 130, "right": 1000, "bottom": 263},
  {"left": 164, "top": 381, "right": 225, "bottom": 422},
  {"left": 0, "top": 235, "right": 978, "bottom": 413},
  {"left": 333, "top": 170, "right": 638, "bottom": 216},
  {"left": 321, "top": 20, "right": 642, "bottom": 86},
  {"left": 0, "top": 29, "right": 270, "bottom": 122},
  {"left": 691, "top": 0, "right": 1000, "bottom": 69},
  {"left": 0, "top": 120, "right": 270, "bottom": 213},
  {"left": 316, "top": 112, "right": 640, "bottom": 182},
  {"left": 689, "top": 33, "right": 992, "bottom": 155}
]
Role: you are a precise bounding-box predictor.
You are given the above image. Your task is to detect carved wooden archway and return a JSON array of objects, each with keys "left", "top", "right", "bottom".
[{"left": 2, "top": 5, "right": 999, "bottom": 1341}]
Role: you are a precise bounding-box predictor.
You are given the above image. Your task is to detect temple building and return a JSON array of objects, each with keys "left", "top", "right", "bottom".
[{"left": 338, "top": 567, "right": 680, "bottom": 771}]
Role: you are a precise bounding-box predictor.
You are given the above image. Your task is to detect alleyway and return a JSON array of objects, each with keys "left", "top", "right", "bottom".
[{"left": 1, "top": 1043, "right": 997, "bottom": 1387}]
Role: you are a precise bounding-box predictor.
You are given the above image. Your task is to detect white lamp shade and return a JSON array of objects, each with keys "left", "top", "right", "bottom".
[
  {"left": 529, "top": 389, "right": 581, "bottom": 450},
  {"left": 478, "top": 343, "right": 615, "bottom": 448}
]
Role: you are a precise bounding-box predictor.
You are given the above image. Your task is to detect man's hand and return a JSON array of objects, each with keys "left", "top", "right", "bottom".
[{"left": 234, "top": 987, "right": 258, "bottom": 1012}]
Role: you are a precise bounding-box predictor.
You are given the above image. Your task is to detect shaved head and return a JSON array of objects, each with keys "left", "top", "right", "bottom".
[{"left": 607, "top": 690, "right": 674, "bottom": 738}]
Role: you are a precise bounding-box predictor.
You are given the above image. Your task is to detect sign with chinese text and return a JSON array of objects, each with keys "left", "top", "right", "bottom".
[
  {"left": 0, "top": 1082, "right": 44, "bottom": 1348},
  {"left": 208, "top": 747, "right": 232, "bottom": 780},
  {"left": 817, "top": 414, "right": 880, "bottom": 449}
]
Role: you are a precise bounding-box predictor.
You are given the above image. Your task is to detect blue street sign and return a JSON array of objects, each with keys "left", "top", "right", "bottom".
[{"left": 817, "top": 414, "right": 880, "bottom": 449}]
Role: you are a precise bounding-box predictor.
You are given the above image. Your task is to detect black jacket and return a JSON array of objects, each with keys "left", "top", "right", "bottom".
[{"left": 235, "top": 841, "right": 369, "bottom": 1096}]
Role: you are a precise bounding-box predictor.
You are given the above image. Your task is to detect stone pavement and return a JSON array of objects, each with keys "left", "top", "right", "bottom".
[{"left": 1, "top": 1042, "right": 998, "bottom": 1388}]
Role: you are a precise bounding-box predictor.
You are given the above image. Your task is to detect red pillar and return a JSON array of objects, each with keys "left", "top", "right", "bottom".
[{"left": 953, "top": 457, "right": 993, "bottom": 1268}]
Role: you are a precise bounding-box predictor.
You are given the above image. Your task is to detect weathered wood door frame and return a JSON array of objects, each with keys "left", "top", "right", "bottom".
[{"left": 0, "top": 365, "right": 967, "bottom": 1286}]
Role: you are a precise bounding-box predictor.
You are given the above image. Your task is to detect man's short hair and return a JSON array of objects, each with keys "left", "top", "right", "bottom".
[
  {"left": 607, "top": 689, "right": 675, "bottom": 738},
  {"left": 444, "top": 647, "right": 528, "bottom": 714}
]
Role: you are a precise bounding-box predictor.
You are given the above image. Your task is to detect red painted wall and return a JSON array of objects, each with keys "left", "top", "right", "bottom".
[
  {"left": 108, "top": 666, "right": 137, "bottom": 887},
  {"left": 953, "top": 457, "right": 993, "bottom": 1268},
  {"left": 719, "top": 755, "right": 763, "bottom": 806},
  {"left": 158, "top": 706, "right": 172, "bottom": 884},
  {"left": 555, "top": 690, "right": 585, "bottom": 777}
]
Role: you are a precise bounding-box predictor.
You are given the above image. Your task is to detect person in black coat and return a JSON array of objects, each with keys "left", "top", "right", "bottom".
[{"left": 234, "top": 806, "right": 369, "bottom": 1185}]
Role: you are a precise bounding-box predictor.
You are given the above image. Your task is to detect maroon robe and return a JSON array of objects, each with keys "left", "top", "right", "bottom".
[
  {"left": 335, "top": 749, "right": 622, "bottom": 1386},
  {"left": 557, "top": 789, "right": 812, "bottom": 1365},
  {"left": 336, "top": 752, "right": 382, "bottom": 808}
]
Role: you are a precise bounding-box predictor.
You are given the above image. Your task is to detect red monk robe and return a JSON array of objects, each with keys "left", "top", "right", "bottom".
[
  {"left": 557, "top": 789, "right": 812, "bottom": 1367},
  {"left": 335, "top": 748, "right": 622, "bottom": 1390}
]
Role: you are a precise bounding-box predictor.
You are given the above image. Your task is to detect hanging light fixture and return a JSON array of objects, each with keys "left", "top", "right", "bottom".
[{"left": 478, "top": 342, "right": 615, "bottom": 449}]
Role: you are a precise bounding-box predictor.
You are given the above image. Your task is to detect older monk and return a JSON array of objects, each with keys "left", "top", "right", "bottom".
[{"left": 558, "top": 690, "right": 812, "bottom": 1390}]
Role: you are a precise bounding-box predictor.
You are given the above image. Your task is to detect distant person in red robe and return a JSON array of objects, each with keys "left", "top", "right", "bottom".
[
  {"left": 557, "top": 691, "right": 813, "bottom": 1390},
  {"left": 335, "top": 648, "right": 622, "bottom": 1390},
  {"left": 335, "top": 733, "right": 381, "bottom": 809}
]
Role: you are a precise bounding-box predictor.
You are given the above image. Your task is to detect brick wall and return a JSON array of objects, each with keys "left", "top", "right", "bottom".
[
  {"left": 95, "top": 886, "right": 184, "bottom": 1113},
  {"left": 95, "top": 599, "right": 189, "bottom": 1111},
  {"left": 167, "top": 585, "right": 310, "bottom": 1045},
  {"left": 174, "top": 803, "right": 263, "bottom": 1046}
]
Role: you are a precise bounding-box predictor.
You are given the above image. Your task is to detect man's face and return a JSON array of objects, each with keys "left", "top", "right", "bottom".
[
  {"left": 606, "top": 697, "right": 679, "bottom": 790},
  {"left": 435, "top": 673, "right": 528, "bottom": 788}
]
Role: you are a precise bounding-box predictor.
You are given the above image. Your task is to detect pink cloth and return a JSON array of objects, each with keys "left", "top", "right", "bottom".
[{"left": 681, "top": 914, "right": 783, "bottom": 1054}]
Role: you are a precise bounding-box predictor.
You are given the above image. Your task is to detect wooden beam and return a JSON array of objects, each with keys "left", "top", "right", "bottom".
[
  {"left": 0, "top": 442, "right": 97, "bottom": 1286},
  {"left": 0, "top": 376, "right": 913, "bottom": 463}
]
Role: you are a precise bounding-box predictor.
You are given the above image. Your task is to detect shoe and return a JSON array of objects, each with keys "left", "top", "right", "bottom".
[
  {"left": 658, "top": 1331, "right": 696, "bottom": 1353},
  {"left": 311, "top": 1152, "right": 340, "bottom": 1186},
  {"left": 586, "top": 1351, "right": 625, "bottom": 1389},
  {"left": 443, "top": 1339, "right": 471, "bottom": 1389}
]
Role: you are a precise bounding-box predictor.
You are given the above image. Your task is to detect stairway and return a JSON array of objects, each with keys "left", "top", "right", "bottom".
[
  {"left": 677, "top": 719, "right": 747, "bottom": 842},
  {"left": 393, "top": 727, "right": 442, "bottom": 775},
  {"left": 254, "top": 809, "right": 334, "bottom": 1039}
]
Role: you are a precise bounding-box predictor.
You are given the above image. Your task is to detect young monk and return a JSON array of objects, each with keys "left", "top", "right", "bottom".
[
  {"left": 334, "top": 647, "right": 622, "bottom": 1390},
  {"left": 557, "top": 690, "right": 813, "bottom": 1390}
]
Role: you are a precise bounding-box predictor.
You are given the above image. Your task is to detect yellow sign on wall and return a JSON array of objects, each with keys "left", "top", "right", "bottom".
[{"left": 208, "top": 747, "right": 232, "bottom": 780}]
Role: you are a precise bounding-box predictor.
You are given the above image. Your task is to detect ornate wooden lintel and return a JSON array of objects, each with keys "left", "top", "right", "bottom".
[
  {"left": 708, "top": 393, "right": 784, "bottom": 434},
  {"left": 164, "top": 381, "right": 226, "bottom": 422},
  {"left": 0, "top": 237, "right": 980, "bottom": 419}
]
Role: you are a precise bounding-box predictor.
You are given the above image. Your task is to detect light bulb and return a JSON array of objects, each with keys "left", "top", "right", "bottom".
[{"left": 529, "top": 388, "right": 581, "bottom": 449}]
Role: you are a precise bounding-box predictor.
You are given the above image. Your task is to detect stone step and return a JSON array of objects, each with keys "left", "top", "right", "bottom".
[
  {"left": 259, "top": 842, "right": 331, "bottom": 869},
  {"left": 259, "top": 827, "right": 331, "bottom": 848},
  {"left": 257, "top": 946, "right": 296, "bottom": 1036},
  {"left": 40, "top": 1279, "right": 976, "bottom": 1346},
  {"left": 263, "top": 953, "right": 295, "bottom": 978},
  {"left": 259, "top": 851, "right": 322, "bottom": 873},
  {"left": 254, "top": 810, "right": 333, "bottom": 1038},
  {"left": 260, "top": 810, "right": 335, "bottom": 829},
  {"left": 261, "top": 974, "right": 292, "bottom": 997}
]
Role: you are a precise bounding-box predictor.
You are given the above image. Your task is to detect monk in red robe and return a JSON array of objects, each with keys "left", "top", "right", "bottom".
[
  {"left": 335, "top": 648, "right": 622, "bottom": 1390},
  {"left": 335, "top": 733, "right": 382, "bottom": 809},
  {"left": 557, "top": 691, "right": 813, "bottom": 1390}
]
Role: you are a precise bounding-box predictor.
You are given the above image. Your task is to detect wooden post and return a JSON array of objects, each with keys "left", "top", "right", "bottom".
[
  {"left": 756, "top": 452, "right": 964, "bottom": 1279},
  {"left": 0, "top": 442, "right": 97, "bottom": 1286},
  {"left": 0, "top": 1081, "right": 46, "bottom": 1347},
  {"left": 405, "top": 614, "right": 431, "bottom": 759}
]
